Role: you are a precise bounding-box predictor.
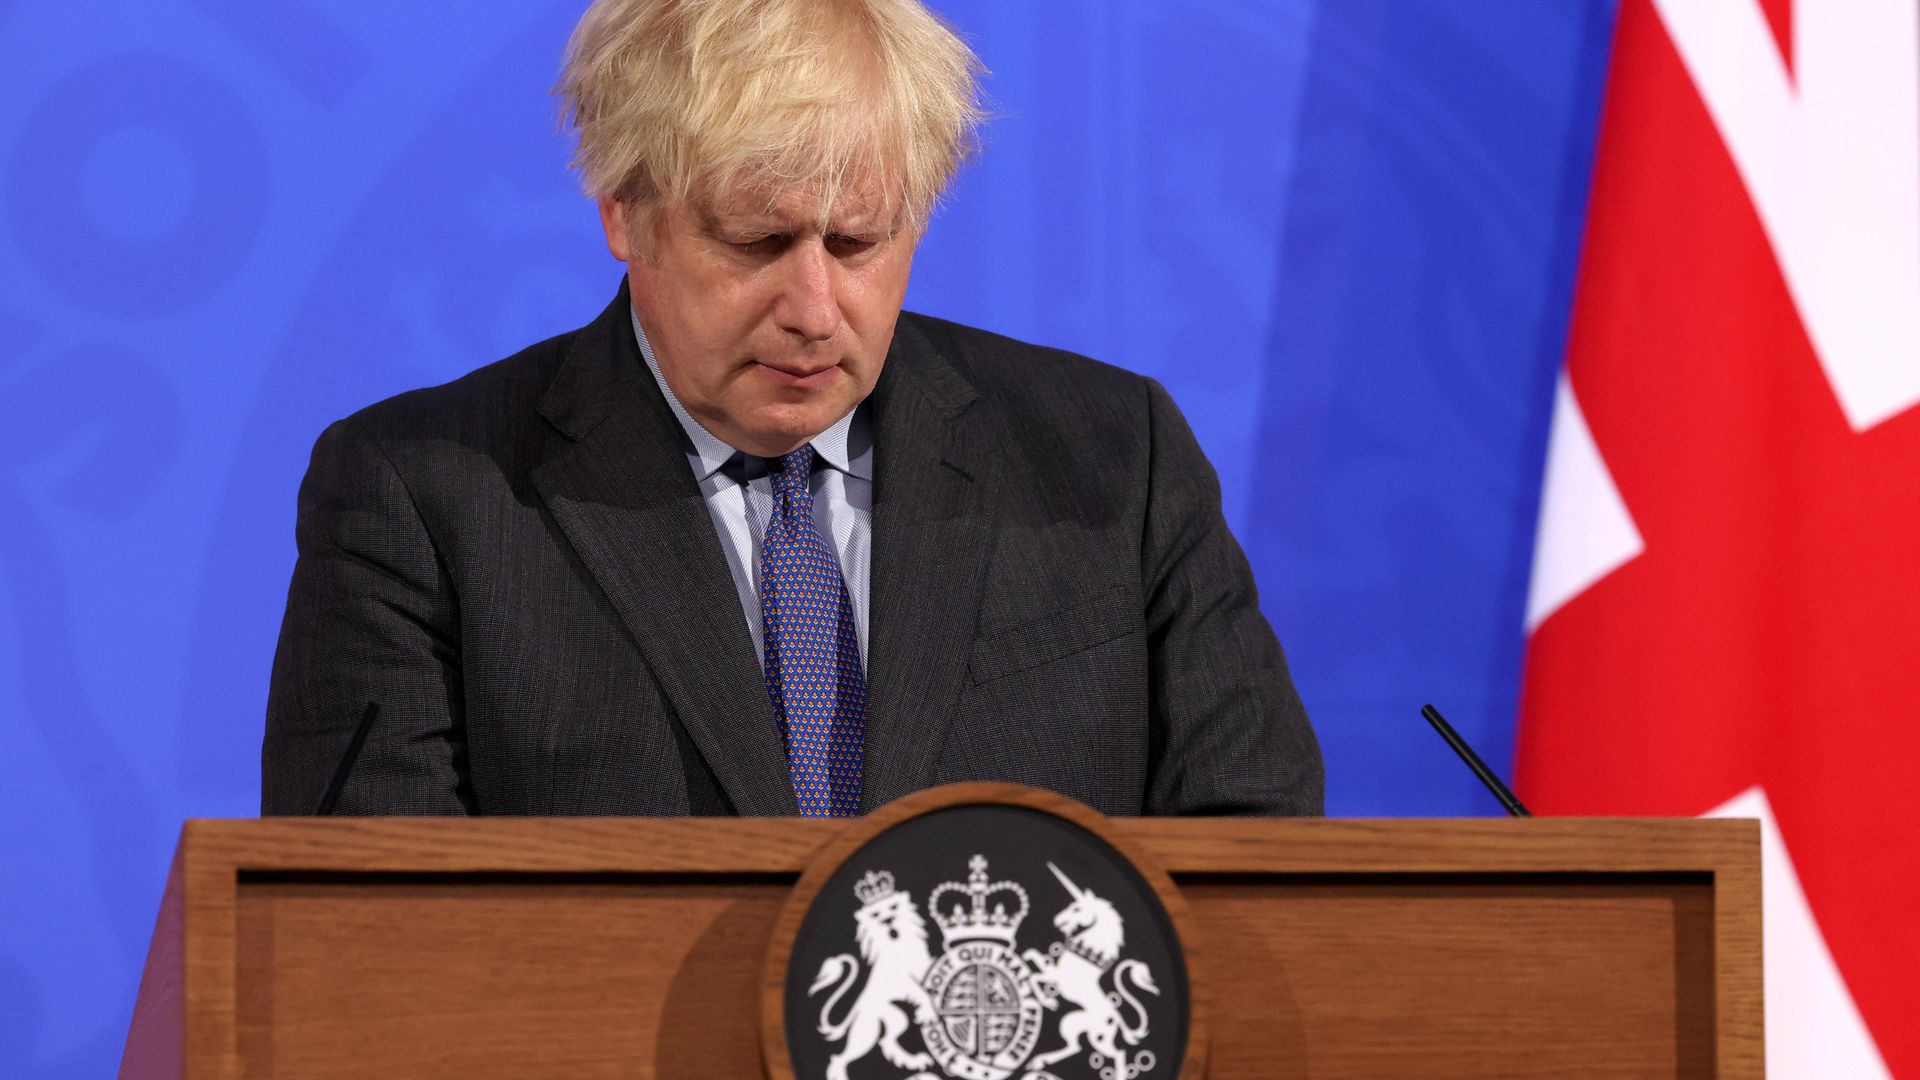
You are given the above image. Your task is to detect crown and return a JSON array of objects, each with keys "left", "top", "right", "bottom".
[
  {"left": 929, "top": 855, "right": 1029, "bottom": 947},
  {"left": 853, "top": 869, "right": 898, "bottom": 907}
]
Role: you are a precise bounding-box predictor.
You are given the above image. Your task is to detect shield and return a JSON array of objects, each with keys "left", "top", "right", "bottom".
[{"left": 919, "top": 941, "right": 1045, "bottom": 1080}]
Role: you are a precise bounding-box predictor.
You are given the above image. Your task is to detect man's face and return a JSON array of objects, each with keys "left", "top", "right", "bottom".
[{"left": 600, "top": 187, "right": 917, "bottom": 458}]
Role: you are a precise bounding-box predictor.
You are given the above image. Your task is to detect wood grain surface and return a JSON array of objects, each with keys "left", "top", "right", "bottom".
[
  {"left": 122, "top": 803, "right": 1761, "bottom": 1079},
  {"left": 120, "top": 851, "right": 186, "bottom": 1080}
]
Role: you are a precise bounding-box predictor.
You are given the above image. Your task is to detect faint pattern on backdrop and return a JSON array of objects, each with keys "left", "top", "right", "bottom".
[{"left": 0, "top": 1, "right": 1612, "bottom": 1074}]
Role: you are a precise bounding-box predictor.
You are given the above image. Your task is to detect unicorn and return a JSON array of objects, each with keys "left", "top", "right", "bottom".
[{"left": 1021, "top": 863, "right": 1161, "bottom": 1080}]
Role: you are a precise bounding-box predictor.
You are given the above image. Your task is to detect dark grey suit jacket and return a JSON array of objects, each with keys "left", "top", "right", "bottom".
[{"left": 262, "top": 284, "right": 1322, "bottom": 817}]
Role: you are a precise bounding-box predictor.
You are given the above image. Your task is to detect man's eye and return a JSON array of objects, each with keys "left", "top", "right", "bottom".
[
  {"left": 826, "top": 233, "right": 877, "bottom": 257},
  {"left": 729, "top": 234, "right": 785, "bottom": 255}
]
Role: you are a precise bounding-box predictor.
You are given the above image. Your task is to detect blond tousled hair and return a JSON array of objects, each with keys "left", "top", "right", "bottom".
[{"left": 557, "top": 0, "right": 985, "bottom": 233}]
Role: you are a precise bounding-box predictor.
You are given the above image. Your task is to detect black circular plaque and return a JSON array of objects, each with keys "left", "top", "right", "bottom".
[{"left": 780, "top": 801, "right": 1190, "bottom": 1080}]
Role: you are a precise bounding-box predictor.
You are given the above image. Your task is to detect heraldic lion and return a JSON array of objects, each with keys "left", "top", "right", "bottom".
[{"left": 809, "top": 873, "right": 937, "bottom": 1080}]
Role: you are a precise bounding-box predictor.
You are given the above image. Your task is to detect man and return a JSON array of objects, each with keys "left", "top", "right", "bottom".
[{"left": 261, "top": 0, "right": 1322, "bottom": 818}]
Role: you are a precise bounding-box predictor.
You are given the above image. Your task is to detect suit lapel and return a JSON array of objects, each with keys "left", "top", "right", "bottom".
[
  {"left": 531, "top": 287, "right": 798, "bottom": 816},
  {"left": 860, "top": 317, "right": 1002, "bottom": 810}
]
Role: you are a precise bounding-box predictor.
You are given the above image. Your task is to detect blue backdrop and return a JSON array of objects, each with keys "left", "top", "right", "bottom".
[{"left": 0, "top": 1, "right": 1614, "bottom": 1073}]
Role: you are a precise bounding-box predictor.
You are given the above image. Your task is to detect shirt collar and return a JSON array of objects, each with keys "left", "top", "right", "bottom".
[{"left": 630, "top": 306, "right": 870, "bottom": 482}]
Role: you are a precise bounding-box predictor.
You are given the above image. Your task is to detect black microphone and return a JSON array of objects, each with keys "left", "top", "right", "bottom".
[
  {"left": 1420, "top": 703, "right": 1532, "bottom": 817},
  {"left": 314, "top": 702, "right": 382, "bottom": 816}
]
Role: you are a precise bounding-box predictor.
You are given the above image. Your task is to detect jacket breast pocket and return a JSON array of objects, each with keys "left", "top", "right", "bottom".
[{"left": 967, "top": 585, "right": 1139, "bottom": 685}]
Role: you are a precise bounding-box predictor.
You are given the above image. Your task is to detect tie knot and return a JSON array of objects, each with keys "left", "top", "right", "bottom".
[{"left": 772, "top": 444, "right": 815, "bottom": 499}]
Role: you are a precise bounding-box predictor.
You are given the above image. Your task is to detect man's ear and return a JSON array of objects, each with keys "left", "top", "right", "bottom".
[{"left": 597, "top": 197, "right": 635, "bottom": 263}]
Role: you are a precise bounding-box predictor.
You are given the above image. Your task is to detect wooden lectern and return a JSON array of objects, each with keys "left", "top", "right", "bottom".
[{"left": 121, "top": 788, "right": 1761, "bottom": 1078}]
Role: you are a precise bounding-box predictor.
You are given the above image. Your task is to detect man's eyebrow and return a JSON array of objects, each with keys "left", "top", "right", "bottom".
[
  {"left": 701, "top": 206, "right": 893, "bottom": 236},
  {"left": 703, "top": 217, "right": 794, "bottom": 241},
  {"left": 824, "top": 212, "right": 899, "bottom": 236}
]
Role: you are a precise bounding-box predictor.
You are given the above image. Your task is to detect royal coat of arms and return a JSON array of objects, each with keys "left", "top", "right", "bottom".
[{"left": 808, "top": 855, "right": 1163, "bottom": 1080}]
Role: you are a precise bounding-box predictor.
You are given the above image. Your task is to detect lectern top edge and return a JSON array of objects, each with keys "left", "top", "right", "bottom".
[{"left": 172, "top": 812, "right": 1760, "bottom": 877}]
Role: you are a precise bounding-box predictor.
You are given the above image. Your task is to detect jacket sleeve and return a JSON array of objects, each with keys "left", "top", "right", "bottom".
[
  {"left": 1138, "top": 379, "right": 1325, "bottom": 815},
  {"left": 261, "top": 417, "right": 473, "bottom": 815}
]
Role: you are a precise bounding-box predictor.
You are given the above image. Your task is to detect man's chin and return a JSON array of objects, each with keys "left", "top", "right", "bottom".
[{"left": 734, "top": 408, "right": 847, "bottom": 457}]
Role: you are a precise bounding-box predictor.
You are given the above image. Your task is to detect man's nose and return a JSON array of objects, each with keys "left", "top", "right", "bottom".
[{"left": 774, "top": 240, "right": 842, "bottom": 343}]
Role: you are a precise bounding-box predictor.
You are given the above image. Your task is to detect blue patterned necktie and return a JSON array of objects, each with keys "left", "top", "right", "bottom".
[{"left": 759, "top": 444, "right": 865, "bottom": 816}]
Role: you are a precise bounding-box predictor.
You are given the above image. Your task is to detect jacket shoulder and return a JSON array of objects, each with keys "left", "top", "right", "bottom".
[
  {"left": 899, "top": 311, "right": 1150, "bottom": 397},
  {"left": 896, "top": 311, "right": 1165, "bottom": 455},
  {"left": 333, "top": 326, "right": 581, "bottom": 445}
]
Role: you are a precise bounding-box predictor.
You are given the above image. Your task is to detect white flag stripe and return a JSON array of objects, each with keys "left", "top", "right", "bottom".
[
  {"left": 1524, "top": 375, "right": 1644, "bottom": 630},
  {"left": 1650, "top": 0, "right": 1920, "bottom": 431},
  {"left": 1706, "top": 788, "right": 1890, "bottom": 1078}
]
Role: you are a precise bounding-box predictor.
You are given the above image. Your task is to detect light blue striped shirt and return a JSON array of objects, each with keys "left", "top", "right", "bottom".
[{"left": 631, "top": 309, "right": 873, "bottom": 667}]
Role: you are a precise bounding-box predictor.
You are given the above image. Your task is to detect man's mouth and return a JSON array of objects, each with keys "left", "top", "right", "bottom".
[{"left": 751, "top": 359, "right": 840, "bottom": 389}]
